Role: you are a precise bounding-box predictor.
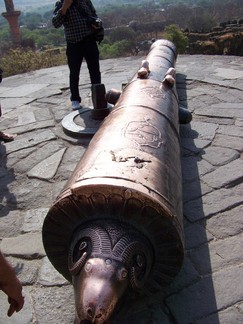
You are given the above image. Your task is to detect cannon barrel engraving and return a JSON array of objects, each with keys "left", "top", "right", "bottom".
[{"left": 43, "top": 39, "right": 184, "bottom": 323}]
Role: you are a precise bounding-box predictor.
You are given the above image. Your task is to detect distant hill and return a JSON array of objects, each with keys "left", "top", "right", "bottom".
[
  {"left": 1, "top": 0, "right": 145, "bottom": 14},
  {"left": 0, "top": 1, "right": 53, "bottom": 13},
  {"left": 0, "top": 0, "right": 53, "bottom": 12},
  {"left": 0, "top": 0, "right": 116, "bottom": 13},
  {"left": 14, "top": 0, "right": 53, "bottom": 6}
]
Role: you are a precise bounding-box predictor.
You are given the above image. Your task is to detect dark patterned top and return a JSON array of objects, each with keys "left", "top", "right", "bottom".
[{"left": 52, "top": 0, "right": 97, "bottom": 44}]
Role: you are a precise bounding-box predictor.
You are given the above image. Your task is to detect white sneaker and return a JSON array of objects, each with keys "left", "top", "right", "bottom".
[{"left": 71, "top": 101, "right": 81, "bottom": 110}]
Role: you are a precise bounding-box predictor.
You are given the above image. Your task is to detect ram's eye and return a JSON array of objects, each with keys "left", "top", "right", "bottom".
[
  {"left": 135, "top": 254, "right": 145, "bottom": 268},
  {"left": 118, "top": 268, "right": 128, "bottom": 281},
  {"left": 85, "top": 262, "right": 92, "bottom": 272},
  {"left": 79, "top": 241, "right": 87, "bottom": 251},
  {"left": 73, "top": 240, "right": 88, "bottom": 263}
]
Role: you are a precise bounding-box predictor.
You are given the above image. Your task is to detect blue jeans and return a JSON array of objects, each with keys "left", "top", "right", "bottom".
[{"left": 66, "top": 40, "right": 101, "bottom": 102}]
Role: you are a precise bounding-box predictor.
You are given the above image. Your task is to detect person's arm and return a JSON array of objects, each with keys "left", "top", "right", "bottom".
[
  {"left": 0, "top": 251, "right": 24, "bottom": 317},
  {"left": 52, "top": 0, "right": 73, "bottom": 28}
]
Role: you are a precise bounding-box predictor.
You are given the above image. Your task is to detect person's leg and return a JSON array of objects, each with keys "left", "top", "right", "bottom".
[
  {"left": 66, "top": 43, "right": 83, "bottom": 102},
  {"left": 84, "top": 41, "right": 101, "bottom": 85}
]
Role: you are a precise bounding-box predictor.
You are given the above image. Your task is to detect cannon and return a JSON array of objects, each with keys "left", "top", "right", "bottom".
[{"left": 42, "top": 39, "right": 185, "bottom": 323}]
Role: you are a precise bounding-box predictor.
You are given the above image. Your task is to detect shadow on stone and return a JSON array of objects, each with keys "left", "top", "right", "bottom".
[
  {"left": 0, "top": 142, "right": 17, "bottom": 218},
  {"left": 163, "top": 72, "right": 220, "bottom": 324}
]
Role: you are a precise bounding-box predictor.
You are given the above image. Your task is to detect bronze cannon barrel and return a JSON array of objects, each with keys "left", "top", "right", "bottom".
[{"left": 43, "top": 39, "right": 184, "bottom": 322}]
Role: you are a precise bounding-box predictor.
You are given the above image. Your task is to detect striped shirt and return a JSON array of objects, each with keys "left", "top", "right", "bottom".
[{"left": 52, "top": 0, "right": 97, "bottom": 44}]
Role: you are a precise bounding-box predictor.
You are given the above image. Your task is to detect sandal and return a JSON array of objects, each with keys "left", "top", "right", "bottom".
[{"left": 0, "top": 131, "right": 16, "bottom": 142}]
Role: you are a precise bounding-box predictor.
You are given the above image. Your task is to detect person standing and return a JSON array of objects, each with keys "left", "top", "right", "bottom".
[{"left": 52, "top": 0, "right": 101, "bottom": 110}]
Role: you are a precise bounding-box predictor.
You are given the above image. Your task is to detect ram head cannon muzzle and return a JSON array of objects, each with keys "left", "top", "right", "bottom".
[{"left": 68, "top": 221, "right": 154, "bottom": 323}]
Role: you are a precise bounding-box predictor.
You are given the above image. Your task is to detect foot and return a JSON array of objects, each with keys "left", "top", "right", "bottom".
[
  {"left": 71, "top": 101, "right": 82, "bottom": 110},
  {"left": 0, "top": 131, "right": 16, "bottom": 142}
]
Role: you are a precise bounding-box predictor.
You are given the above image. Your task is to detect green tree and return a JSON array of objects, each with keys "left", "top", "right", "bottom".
[
  {"left": 0, "top": 25, "right": 10, "bottom": 43},
  {"left": 164, "top": 24, "right": 188, "bottom": 53},
  {"left": 99, "top": 40, "right": 134, "bottom": 59},
  {"left": 109, "top": 26, "right": 136, "bottom": 43},
  {"left": 20, "top": 13, "right": 43, "bottom": 30},
  {"left": 20, "top": 28, "right": 65, "bottom": 49}
]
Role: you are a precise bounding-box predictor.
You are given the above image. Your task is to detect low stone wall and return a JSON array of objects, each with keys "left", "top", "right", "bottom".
[{"left": 186, "top": 27, "right": 243, "bottom": 55}]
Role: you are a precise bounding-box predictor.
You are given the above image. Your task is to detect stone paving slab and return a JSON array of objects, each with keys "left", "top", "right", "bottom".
[
  {"left": 27, "top": 148, "right": 66, "bottom": 180},
  {"left": 166, "top": 264, "right": 243, "bottom": 324},
  {"left": 184, "top": 185, "right": 243, "bottom": 221},
  {"left": 202, "top": 146, "right": 240, "bottom": 166},
  {"left": 1, "top": 84, "right": 50, "bottom": 98},
  {"left": 206, "top": 205, "right": 243, "bottom": 239},
  {"left": 0, "top": 53, "right": 242, "bottom": 323},
  {"left": 0, "top": 233, "right": 45, "bottom": 258},
  {"left": 201, "top": 158, "right": 243, "bottom": 188},
  {"left": 213, "top": 133, "right": 243, "bottom": 151},
  {"left": 4, "top": 129, "right": 57, "bottom": 154}
]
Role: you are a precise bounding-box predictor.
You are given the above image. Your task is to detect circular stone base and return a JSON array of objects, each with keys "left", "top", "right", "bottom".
[{"left": 62, "top": 107, "right": 110, "bottom": 137}]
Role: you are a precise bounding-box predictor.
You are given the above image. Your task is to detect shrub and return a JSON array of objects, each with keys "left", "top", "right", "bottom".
[
  {"left": 99, "top": 40, "right": 134, "bottom": 59},
  {"left": 0, "top": 48, "right": 66, "bottom": 77}
]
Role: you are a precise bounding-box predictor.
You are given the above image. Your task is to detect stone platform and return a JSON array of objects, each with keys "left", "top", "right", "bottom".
[{"left": 0, "top": 54, "right": 242, "bottom": 323}]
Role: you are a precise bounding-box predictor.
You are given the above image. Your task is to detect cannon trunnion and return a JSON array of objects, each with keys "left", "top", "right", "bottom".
[{"left": 43, "top": 39, "right": 184, "bottom": 323}]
